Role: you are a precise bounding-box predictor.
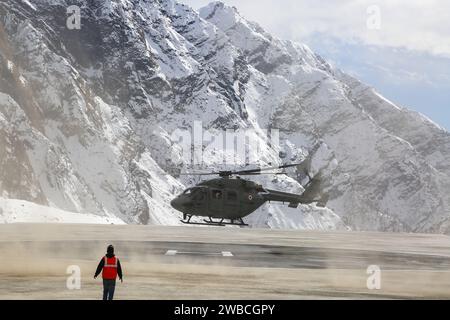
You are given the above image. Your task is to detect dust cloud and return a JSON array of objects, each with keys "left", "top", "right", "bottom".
[{"left": 1, "top": 223, "right": 450, "bottom": 299}]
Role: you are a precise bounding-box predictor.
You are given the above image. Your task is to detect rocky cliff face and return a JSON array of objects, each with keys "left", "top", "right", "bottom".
[{"left": 0, "top": 0, "right": 449, "bottom": 232}]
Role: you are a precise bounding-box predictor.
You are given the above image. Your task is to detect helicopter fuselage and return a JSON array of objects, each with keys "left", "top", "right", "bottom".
[
  {"left": 170, "top": 178, "right": 266, "bottom": 220},
  {"left": 170, "top": 176, "right": 321, "bottom": 223},
  {"left": 170, "top": 157, "right": 327, "bottom": 225}
]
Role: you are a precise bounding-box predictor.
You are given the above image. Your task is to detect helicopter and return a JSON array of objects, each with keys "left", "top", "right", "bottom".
[{"left": 170, "top": 161, "right": 329, "bottom": 227}]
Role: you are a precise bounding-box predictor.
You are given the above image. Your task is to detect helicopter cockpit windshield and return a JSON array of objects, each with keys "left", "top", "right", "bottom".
[{"left": 183, "top": 187, "right": 201, "bottom": 196}]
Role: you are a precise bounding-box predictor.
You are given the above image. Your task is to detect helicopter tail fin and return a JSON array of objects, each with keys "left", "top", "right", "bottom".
[
  {"left": 297, "top": 173, "right": 329, "bottom": 207},
  {"left": 316, "top": 194, "right": 329, "bottom": 207}
]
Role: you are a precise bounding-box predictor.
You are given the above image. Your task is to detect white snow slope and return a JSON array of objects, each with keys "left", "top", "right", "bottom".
[
  {"left": 0, "top": 0, "right": 449, "bottom": 233},
  {"left": 0, "top": 197, "right": 124, "bottom": 224}
]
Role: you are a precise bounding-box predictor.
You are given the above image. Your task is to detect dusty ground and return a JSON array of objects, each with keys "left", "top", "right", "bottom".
[{"left": 0, "top": 224, "right": 450, "bottom": 299}]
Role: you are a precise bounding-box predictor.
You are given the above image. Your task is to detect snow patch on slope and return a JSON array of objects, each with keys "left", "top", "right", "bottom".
[{"left": 0, "top": 198, "right": 124, "bottom": 224}]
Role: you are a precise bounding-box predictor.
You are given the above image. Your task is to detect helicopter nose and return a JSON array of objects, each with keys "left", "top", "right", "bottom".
[{"left": 170, "top": 197, "right": 185, "bottom": 212}]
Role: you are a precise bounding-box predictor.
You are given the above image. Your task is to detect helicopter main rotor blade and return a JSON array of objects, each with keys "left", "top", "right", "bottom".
[
  {"left": 177, "top": 162, "right": 307, "bottom": 177},
  {"left": 230, "top": 162, "right": 302, "bottom": 176},
  {"left": 178, "top": 172, "right": 220, "bottom": 176},
  {"left": 236, "top": 172, "right": 288, "bottom": 175}
]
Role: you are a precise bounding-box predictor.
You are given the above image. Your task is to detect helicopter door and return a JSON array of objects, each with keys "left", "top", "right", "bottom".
[
  {"left": 209, "top": 189, "right": 223, "bottom": 213},
  {"left": 224, "top": 190, "right": 239, "bottom": 214}
]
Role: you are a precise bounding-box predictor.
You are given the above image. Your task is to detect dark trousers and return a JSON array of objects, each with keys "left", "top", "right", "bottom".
[{"left": 102, "top": 279, "right": 116, "bottom": 300}]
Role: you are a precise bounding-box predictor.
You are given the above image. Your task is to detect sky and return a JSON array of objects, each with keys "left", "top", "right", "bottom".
[{"left": 180, "top": 0, "right": 450, "bottom": 131}]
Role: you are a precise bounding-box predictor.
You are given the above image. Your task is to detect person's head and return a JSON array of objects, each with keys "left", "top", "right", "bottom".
[{"left": 107, "top": 244, "right": 114, "bottom": 255}]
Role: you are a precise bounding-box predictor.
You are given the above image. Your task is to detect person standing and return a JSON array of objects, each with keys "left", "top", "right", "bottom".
[{"left": 94, "top": 245, "right": 123, "bottom": 300}]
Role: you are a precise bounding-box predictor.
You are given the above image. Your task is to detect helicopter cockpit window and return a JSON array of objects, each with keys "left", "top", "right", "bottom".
[
  {"left": 211, "top": 189, "right": 222, "bottom": 199},
  {"left": 193, "top": 189, "right": 205, "bottom": 201},
  {"left": 184, "top": 187, "right": 204, "bottom": 196}
]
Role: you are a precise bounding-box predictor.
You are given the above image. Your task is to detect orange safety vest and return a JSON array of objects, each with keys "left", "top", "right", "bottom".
[{"left": 102, "top": 256, "right": 118, "bottom": 280}]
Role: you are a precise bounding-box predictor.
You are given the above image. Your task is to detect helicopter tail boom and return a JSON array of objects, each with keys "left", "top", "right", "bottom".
[
  {"left": 262, "top": 189, "right": 317, "bottom": 206},
  {"left": 262, "top": 174, "right": 328, "bottom": 207}
]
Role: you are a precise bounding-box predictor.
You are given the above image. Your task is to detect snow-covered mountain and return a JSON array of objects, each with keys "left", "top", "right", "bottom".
[{"left": 0, "top": 0, "right": 449, "bottom": 232}]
